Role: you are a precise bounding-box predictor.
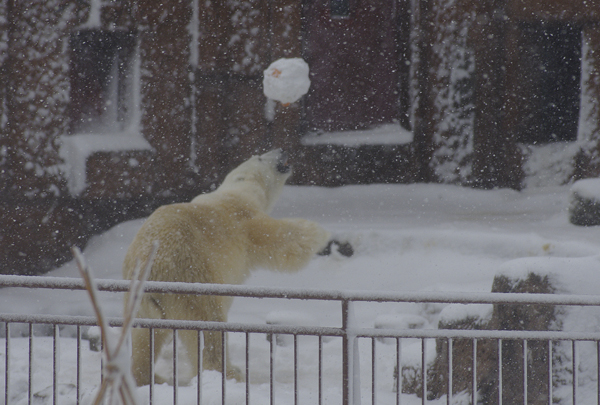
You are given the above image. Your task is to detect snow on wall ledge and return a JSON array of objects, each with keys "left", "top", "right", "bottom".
[
  {"left": 302, "top": 123, "right": 413, "bottom": 147},
  {"left": 59, "top": 132, "right": 153, "bottom": 196}
]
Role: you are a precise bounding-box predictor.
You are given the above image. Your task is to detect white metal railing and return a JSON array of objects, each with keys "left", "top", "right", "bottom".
[{"left": 1, "top": 275, "right": 600, "bottom": 404}]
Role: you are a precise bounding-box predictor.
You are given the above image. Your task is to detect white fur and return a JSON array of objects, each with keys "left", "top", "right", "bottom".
[{"left": 123, "top": 149, "right": 330, "bottom": 386}]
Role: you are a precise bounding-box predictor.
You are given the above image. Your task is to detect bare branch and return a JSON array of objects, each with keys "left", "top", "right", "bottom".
[
  {"left": 72, "top": 247, "right": 110, "bottom": 355},
  {"left": 72, "top": 242, "right": 158, "bottom": 405}
]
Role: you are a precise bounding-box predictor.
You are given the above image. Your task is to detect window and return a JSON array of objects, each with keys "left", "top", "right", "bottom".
[
  {"left": 69, "top": 30, "right": 136, "bottom": 134},
  {"left": 516, "top": 23, "right": 581, "bottom": 144}
]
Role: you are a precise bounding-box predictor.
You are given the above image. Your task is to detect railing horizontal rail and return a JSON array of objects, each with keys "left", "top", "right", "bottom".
[
  {"left": 1, "top": 274, "right": 600, "bottom": 306},
  {"left": 1, "top": 312, "right": 599, "bottom": 342},
  {"left": 0, "top": 313, "right": 344, "bottom": 336}
]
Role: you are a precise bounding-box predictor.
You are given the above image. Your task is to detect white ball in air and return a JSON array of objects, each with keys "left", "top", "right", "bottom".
[{"left": 263, "top": 58, "right": 311, "bottom": 106}]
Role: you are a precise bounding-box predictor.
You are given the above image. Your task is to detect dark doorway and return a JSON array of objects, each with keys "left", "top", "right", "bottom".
[
  {"left": 69, "top": 30, "right": 136, "bottom": 134},
  {"left": 514, "top": 23, "right": 582, "bottom": 144},
  {"left": 303, "top": 0, "right": 410, "bottom": 132}
]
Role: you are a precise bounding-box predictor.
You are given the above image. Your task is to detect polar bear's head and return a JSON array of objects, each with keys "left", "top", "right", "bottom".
[{"left": 217, "top": 149, "right": 292, "bottom": 213}]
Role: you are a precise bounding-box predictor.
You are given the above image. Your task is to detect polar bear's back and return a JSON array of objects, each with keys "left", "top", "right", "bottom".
[{"left": 123, "top": 201, "right": 250, "bottom": 285}]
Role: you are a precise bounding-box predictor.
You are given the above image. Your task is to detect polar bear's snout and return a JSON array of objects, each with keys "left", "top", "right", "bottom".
[
  {"left": 260, "top": 148, "right": 291, "bottom": 174},
  {"left": 276, "top": 150, "right": 291, "bottom": 174}
]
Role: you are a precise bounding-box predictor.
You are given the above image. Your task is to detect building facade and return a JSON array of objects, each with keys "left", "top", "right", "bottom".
[{"left": 1, "top": 0, "right": 599, "bottom": 274}]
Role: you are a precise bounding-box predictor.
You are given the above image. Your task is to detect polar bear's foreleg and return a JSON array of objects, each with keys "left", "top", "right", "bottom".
[
  {"left": 175, "top": 304, "right": 244, "bottom": 382},
  {"left": 247, "top": 215, "right": 331, "bottom": 272},
  {"left": 130, "top": 326, "right": 172, "bottom": 386},
  {"left": 130, "top": 327, "right": 152, "bottom": 386}
]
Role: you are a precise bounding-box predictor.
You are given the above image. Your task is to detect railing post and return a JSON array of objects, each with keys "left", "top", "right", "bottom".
[
  {"left": 342, "top": 299, "right": 361, "bottom": 405},
  {"left": 342, "top": 300, "right": 350, "bottom": 405}
]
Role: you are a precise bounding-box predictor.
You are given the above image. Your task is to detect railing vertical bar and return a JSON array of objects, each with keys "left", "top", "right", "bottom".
[
  {"left": 318, "top": 335, "right": 323, "bottom": 405},
  {"left": 173, "top": 329, "right": 178, "bottom": 405},
  {"left": 372, "top": 337, "right": 376, "bottom": 405},
  {"left": 342, "top": 300, "right": 351, "bottom": 405},
  {"left": 573, "top": 340, "right": 577, "bottom": 405},
  {"left": 447, "top": 338, "right": 452, "bottom": 405},
  {"left": 598, "top": 340, "right": 600, "bottom": 405},
  {"left": 100, "top": 329, "right": 103, "bottom": 388},
  {"left": 549, "top": 340, "right": 553, "bottom": 405},
  {"left": 28, "top": 323, "right": 33, "bottom": 405},
  {"left": 294, "top": 334, "right": 299, "bottom": 405},
  {"left": 341, "top": 300, "right": 361, "bottom": 405},
  {"left": 472, "top": 338, "right": 477, "bottom": 405},
  {"left": 222, "top": 331, "right": 226, "bottom": 405},
  {"left": 53, "top": 325, "right": 58, "bottom": 405},
  {"left": 245, "top": 332, "right": 250, "bottom": 405},
  {"left": 270, "top": 333, "right": 274, "bottom": 405},
  {"left": 371, "top": 338, "right": 377, "bottom": 405},
  {"left": 523, "top": 340, "right": 528, "bottom": 405},
  {"left": 198, "top": 331, "right": 203, "bottom": 405},
  {"left": 76, "top": 326, "right": 81, "bottom": 405},
  {"left": 498, "top": 339, "right": 502, "bottom": 405},
  {"left": 149, "top": 328, "right": 154, "bottom": 404},
  {"left": 421, "top": 338, "right": 426, "bottom": 405},
  {"left": 5, "top": 323, "right": 9, "bottom": 405},
  {"left": 396, "top": 338, "right": 401, "bottom": 405}
]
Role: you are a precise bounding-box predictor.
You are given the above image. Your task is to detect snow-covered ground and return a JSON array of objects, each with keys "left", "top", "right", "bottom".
[{"left": 2, "top": 182, "right": 600, "bottom": 404}]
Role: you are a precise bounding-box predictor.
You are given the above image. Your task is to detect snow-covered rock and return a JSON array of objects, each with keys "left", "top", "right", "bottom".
[
  {"left": 569, "top": 178, "right": 600, "bottom": 226},
  {"left": 430, "top": 255, "right": 600, "bottom": 403}
]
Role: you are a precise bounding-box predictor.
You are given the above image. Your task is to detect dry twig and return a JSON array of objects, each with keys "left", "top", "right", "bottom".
[{"left": 72, "top": 241, "right": 158, "bottom": 405}]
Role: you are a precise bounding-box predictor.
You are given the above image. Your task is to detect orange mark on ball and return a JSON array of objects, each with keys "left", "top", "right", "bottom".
[{"left": 271, "top": 68, "right": 282, "bottom": 78}]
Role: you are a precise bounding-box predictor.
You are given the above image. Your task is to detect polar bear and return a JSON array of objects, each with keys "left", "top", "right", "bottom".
[{"left": 123, "top": 149, "right": 331, "bottom": 386}]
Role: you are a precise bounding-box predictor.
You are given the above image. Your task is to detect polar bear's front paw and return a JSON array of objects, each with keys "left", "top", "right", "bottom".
[{"left": 318, "top": 240, "right": 354, "bottom": 257}]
